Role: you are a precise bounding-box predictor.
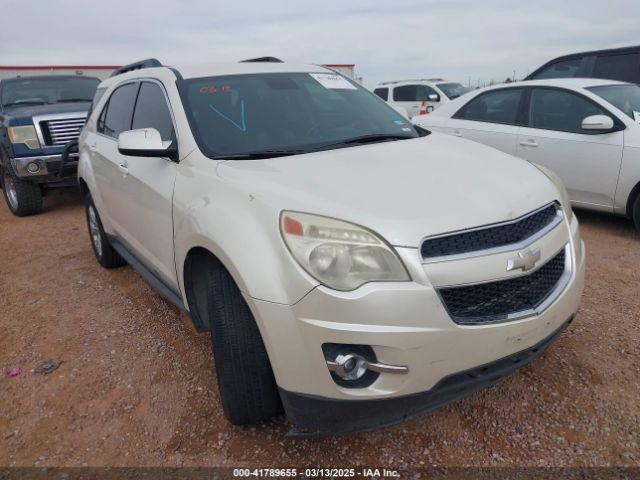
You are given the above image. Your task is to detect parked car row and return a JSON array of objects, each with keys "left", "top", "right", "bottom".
[
  {"left": 412, "top": 78, "right": 640, "bottom": 231},
  {"left": 1, "top": 46, "right": 634, "bottom": 435}
]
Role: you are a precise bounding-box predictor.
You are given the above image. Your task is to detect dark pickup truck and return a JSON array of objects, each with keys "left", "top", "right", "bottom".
[{"left": 0, "top": 75, "right": 99, "bottom": 216}]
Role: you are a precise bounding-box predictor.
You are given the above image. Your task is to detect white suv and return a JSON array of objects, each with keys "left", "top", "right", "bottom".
[
  {"left": 78, "top": 58, "right": 585, "bottom": 435},
  {"left": 373, "top": 79, "right": 471, "bottom": 118}
]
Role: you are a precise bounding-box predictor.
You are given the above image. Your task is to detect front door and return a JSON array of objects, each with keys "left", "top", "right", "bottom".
[
  {"left": 516, "top": 87, "right": 624, "bottom": 211},
  {"left": 114, "top": 81, "right": 179, "bottom": 290}
]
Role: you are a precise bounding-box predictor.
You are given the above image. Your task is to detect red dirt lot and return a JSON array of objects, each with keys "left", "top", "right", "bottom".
[{"left": 0, "top": 188, "right": 638, "bottom": 468}]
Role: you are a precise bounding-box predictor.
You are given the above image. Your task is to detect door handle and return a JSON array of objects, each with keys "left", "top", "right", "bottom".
[
  {"left": 118, "top": 160, "right": 129, "bottom": 175},
  {"left": 519, "top": 139, "right": 538, "bottom": 147},
  {"left": 453, "top": 130, "right": 462, "bottom": 137}
]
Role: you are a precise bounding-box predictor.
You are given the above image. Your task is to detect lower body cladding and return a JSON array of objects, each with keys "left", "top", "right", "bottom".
[
  {"left": 245, "top": 216, "right": 586, "bottom": 435},
  {"left": 11, "top": 154, "right": 78, "bottom": 185}
]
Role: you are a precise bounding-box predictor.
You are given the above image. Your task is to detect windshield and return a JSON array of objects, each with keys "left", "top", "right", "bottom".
[
  {"left": 181, "top": 72, "right": 418, "bottom": 158},
  {"left": 588, "top": 84, "right": 640, "bottom": 121},
  {"left": 436, "top": 82, "right": 470, "bottom": 99},
  {"left": 1, "top": 76, "right": 99, "bottom": 108}
]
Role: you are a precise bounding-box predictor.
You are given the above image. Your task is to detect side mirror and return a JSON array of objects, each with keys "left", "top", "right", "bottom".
[
  {"left": 428, "top": 93, "right": 440, "bottom": 102},
  {"left": 581, "top": 115, "right": 614, "bottom": 132},
  {"left": 118, "top": 128, "right": 177, "bottom": 160}
]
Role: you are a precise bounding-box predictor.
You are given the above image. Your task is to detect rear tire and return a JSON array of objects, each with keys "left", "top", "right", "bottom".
[
  {"left": 633, "top": 194, "right": 640, "bottom": 233},
  {"left": 1, "top": 166, "right": 42, "bottom": 216},
  {"left": 206, "top": 266, "right": 281, "bottom": 425},
  {"left": 84, "top": 195, "right": 126, "bottom": 268}
]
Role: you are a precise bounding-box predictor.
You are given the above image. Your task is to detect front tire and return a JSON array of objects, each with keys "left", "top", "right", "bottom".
[
  {"left": 633, "top": 194, "right": 640, "bottom": 233},
  {"left": 206, "top": 266, "right": 281, "bottom": 425},
  {"left": 84, "top": 196, "right": 125, "bottom": 268},
  {"left": 1, "top": 166, "right": 42, "bottom": 216}
]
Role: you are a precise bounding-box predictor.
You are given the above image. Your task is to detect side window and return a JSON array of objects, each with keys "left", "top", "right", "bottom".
[
  {"left": 132, "top": 82, "right": 175, "bottom": 142},
  {"left": 528, "top": 88, "right": 606, "bottom": 134},
  {"left": 373, "top": 87, "right": 389, "bottom": 101},
  {"left": 593, "top": 53, "right": 640, "bottom": 83},
  {"left": 533, "top": 58, "right": 582, "bottom": 79},
  {"left": 101, "top": 83, "right": 139, "bottom": 138},
  {"left": 454, "top": 89, "right": 523, "bottom": 125},
  {"left": 393, "top": 85, "right": 418, "bottom": 102}
]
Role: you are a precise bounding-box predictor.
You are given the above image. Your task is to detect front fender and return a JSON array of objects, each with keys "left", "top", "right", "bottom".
[{"left": 173, "top": 155, "right": 318, "bottom": 307}]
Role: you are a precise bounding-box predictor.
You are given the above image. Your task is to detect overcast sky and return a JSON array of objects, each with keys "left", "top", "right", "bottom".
[{"left": 1, "top": 0, "right": 638, "bottom": 87}]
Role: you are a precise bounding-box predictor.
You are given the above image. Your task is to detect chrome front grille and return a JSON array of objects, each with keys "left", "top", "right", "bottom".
[
  {"left": 421, "top": 203, "right": 562, "bottom": 262},
  {"left": 33, "top": 112, "right": 87, "bottom": 147}
]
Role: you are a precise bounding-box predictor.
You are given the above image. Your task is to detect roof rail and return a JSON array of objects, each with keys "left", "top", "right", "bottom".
[
  {"left": 240, "top": 56, "right": 283, "bottom": 63},
  {"left": 379, "top": 78, "right": 446, "bottom": 85},
  {"left": 110, "top": 58, "right": 162, "bottom": 77}
]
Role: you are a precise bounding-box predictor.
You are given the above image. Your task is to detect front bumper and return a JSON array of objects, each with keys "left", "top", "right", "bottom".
[
  {"left": 11, "top": 154, "right": 78, "bottom": 182},
  {"left": 246, "top": 215, "right": 585, "bottom": 434},
  {"left": 281, "top": 315, "right": 574, "bottom": 436}
]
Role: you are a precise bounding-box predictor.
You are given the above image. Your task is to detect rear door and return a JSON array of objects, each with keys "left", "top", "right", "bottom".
[
  {"left": 446, "top": 87, "right": 525, "bottom": 155},
  {"left": 90, "top": 81, "right": 139, "bottom": 232},
  {"left": 516, "top": 87, "right": 624, "bottom": 211},
  {"left": 114, "top": 81, "right": 179, "bottom": 290}
]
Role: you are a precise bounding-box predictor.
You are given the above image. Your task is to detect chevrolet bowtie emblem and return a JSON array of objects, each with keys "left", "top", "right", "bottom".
[{"left": 507, "top": 248, "right": 541, "bottom": 272}]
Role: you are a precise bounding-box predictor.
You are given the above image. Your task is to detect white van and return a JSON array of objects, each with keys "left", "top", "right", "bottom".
[{"left": 373, "top": 79, "right": 471, "bottom": 118}]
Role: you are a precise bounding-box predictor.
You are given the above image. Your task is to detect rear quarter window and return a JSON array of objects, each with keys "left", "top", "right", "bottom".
[
  {"left": 373, "top": 87, "right": 389, "bottom": 101},
  {"left": 593, "top": 53, "right": 640, "bottom": 83}
]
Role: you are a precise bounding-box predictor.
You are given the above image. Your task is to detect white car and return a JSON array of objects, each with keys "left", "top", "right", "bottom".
[
  {"left": 373, "top": 79, "right": 471, "bottom": 118},
  {"left": 78, "top": 58, "right": 585, "bottom": 435},
  {"left": 413, "top": 78, "right": 640, "bottom": 231}
]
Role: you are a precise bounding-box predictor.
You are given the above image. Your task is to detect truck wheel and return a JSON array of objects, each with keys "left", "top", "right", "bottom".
[
  {"left": 206, "top": 266, "right": 281, "bottom": 425},
  {"left": 84, "top": 196, "right": 125, "bottom": 268},
  {"left": 633, "top": 194, "right": 640, "bottom": 233},
  {"left": 1, "top": 167, "right": 42, "bottom": 216}
]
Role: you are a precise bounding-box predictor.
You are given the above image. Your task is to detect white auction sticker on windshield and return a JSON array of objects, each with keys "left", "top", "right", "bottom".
[
  {"left": 634, "top": 111, "right": 640, "bottom": 123},
  {"left": 309, "top": 73, "right": 357, "bottom": 89}
]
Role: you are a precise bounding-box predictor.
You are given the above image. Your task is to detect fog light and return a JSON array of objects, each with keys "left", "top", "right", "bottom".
[
  {"left": 27, "top": 161, "right": 40, "bottom": 173},
  {"left": 323, "top": 343, "right": 408, "bottom": 389}
]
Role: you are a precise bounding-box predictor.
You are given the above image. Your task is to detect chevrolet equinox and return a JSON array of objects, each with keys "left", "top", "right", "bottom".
[{"left": 77, "top": 58, "right": 586, "bottom": 435}]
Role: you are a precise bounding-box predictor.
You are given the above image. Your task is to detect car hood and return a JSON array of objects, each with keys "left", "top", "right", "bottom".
[
  {"left": 216, "top": 133, "right": 560, "bottom": 247},
  {"left": 3, "top": 101, "right": 90, "bottom": 122}
]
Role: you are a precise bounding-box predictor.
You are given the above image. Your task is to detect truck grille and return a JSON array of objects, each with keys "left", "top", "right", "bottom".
[
  {"left": 438, "top": 248, "right": 567, "bottom": 325},
  {"left": 422, "top": 203, "right": 560, "bottom": 260},
  {"left": 40, "top": 116, "right": 86, "bottom": 146}
]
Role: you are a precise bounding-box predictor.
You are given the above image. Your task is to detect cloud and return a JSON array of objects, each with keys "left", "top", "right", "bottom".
[{"left": 0, "top": 0, "right": 637, "bottom": 87}]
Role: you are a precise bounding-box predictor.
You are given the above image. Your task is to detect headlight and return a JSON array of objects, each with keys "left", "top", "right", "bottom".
[
  {"left": 533, "top": 163, "right": 573, "bottom": 222},
  {"left": 280, "top": 211, "right": 410, "bottom": 291},
  {"left": 8, "top": 125, "right": 40, "bottom": 149}
]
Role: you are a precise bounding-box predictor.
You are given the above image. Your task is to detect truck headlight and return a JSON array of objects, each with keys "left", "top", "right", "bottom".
[
  {"left": 533, "top": 164, "right": 573, "bottom": 222},
  {"left": 280, "top": 211, "right": 410, "bottom": 291},
  {"left": 8, "top": 126, "right": 40, "bottom": 149}
]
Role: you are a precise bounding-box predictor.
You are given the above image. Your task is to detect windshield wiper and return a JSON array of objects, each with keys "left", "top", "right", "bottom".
[
  {"left": 310, "top": 133, "right": 415, "bottom": 152},
  {"left": 211, "top": 134, "right": 416, "bottom": 160},
  {"left": 212, "top": 149, "right": 309, "bottom": 160},
  {"left": 56, "top": 98, "right": 91, "bottom": 103}
]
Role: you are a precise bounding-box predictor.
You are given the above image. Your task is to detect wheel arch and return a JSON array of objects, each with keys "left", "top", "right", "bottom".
[
  {"left": 78, "top": 177, "right": 90, "bottom": 198},
  {"left": 182, "top": 245, "right": 244, "bottom": 332}
]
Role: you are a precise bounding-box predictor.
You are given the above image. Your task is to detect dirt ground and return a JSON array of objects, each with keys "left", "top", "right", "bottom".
[{"left": 0, "top": 188, "right": 638, "bottom": 468}]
